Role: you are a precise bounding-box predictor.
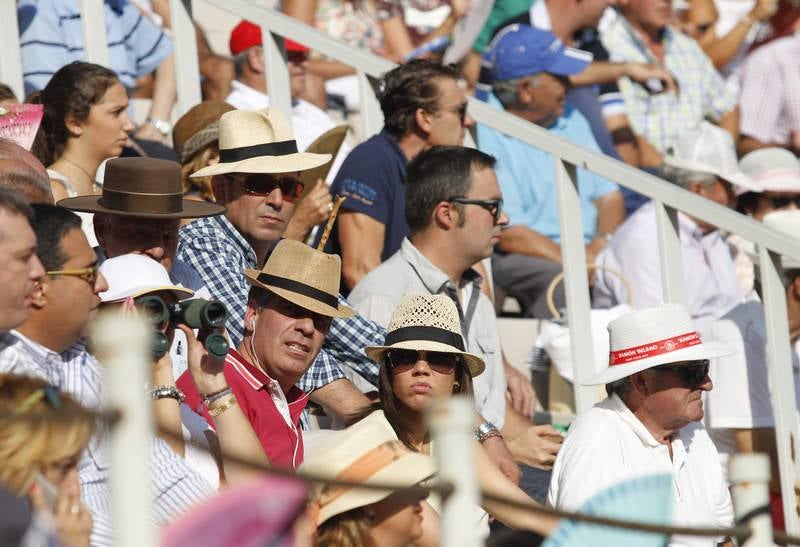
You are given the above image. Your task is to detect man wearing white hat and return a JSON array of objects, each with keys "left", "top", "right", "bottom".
[
  {"left": 594, "top": 122, "right": 756, "bottom": 330},
  {"left": 548, "top": 303, "right": 734, "bottom": 546},
  {"left": 737, "top": 148, "right": 800, "bottom": 221}
]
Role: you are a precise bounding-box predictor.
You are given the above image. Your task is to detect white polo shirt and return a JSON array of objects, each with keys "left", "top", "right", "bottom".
[{"left": 548, "top": 393, "right": 733, "bottom": 547}]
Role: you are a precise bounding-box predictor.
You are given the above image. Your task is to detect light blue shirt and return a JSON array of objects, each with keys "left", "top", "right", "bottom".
[
  {"left": 18, "top": 0, "right": 172, "bottom": 94},
  {"left": 476, "top": 95, "right": 619, "bottom": 244}
]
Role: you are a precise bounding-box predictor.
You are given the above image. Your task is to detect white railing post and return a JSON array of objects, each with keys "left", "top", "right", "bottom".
[
  {"left": 169, "top": 0, "right": 202, "bottom": 117},
  {"left": 0, "top": 0, "right": 24, "bottom": 101},
  {"left": 357, "top": 71, "right": 384, "bottom": 139},
  {"left": 554, "top": 158, "right": 601, "bottom": 412},
  {"left": 79, "top": 0, "right": 109, "bottom": 66},
  {"left": 260, "top": 29, "right": 293, "bottom": 123},
  {"left": 429, "top": 397, "right": 482, "bottom": 547},
  {"left": 91, "top": 313, "right": 154, "bottom": 547},
  {"left": 729, "top": 453, "right": 773, "bottom": 545},
  {"left": 757, "top": 245, "right": 800, "bottom": 534},
  {"left": 654, "top": 202, "right": 686, "bottom": 305}
]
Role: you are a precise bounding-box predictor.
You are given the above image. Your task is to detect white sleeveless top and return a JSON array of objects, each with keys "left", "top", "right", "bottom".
[{"left": 48, "top": 168, "right": 98, "bottom": 247}]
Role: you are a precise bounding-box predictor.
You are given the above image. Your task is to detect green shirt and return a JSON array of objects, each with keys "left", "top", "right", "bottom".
[{"left": 472, "top": 0, "right": 535, "bottom": 52}]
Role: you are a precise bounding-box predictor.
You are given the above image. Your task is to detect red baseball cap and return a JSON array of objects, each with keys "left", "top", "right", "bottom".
[{"left": 229, "top": 20, "right": 310, "bottom": 56}]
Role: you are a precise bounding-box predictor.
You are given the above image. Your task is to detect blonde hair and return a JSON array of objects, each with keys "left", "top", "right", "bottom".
[
  {"left": 315, "top": 507, "right": 376, "bottom": 547},
  {"left": 0, "top": 374, "right": 94, "bottom": 495},
  {"left": 180, "top": 144, "right": 219, "bottom": 202}
]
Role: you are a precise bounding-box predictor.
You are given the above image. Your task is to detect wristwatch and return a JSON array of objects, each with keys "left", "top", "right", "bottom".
[
  {"left": 474, "top": 422, "right": 503, "bottom": 443},
  {"left": 147, "top": 117, "right": 172, "bottom": 136},
  {"left": 148, "top": 385, "right": 185, "bottom": 403}
]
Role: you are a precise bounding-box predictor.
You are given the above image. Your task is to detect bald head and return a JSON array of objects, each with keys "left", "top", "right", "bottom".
[
  {"left": 0, "top": 138, "right": 49, "bottom": 182},
  {"left": 0, "top": 160, "right": 54, "bottom": 204}
]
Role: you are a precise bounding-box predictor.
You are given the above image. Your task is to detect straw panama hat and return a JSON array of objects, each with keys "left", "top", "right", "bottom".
[
  {"left": 365, "top": 294, "right": 485, "bottom": 377},
  {"left": 300, "top": 417, "right": 435, "bottom": 527},
  {"left": 662, "top": 122, "right": 759, "bottom": 193},
  {"left": 190, "top": 107, "right": 331, "bottom": 178},
  {"left": 172, "top": 101, "right": 236, "bottom": 163},
  {"left": 59, "top": 157, "right": 226, "bottom": 219},
  {"left": 739, "top": 148, "right": 800, "bottom": 193},
  {"left": 244, "top": 239, "right": 354, "bottom": 318},
  {"left": 585, "top": 303, "right": 734, "bottom": 385},
  {"left": 761, "top": 210, "right": 800, "bottom": 270},
  {"left": 99, "top": 254, "right": 194, "bottom": 303}
]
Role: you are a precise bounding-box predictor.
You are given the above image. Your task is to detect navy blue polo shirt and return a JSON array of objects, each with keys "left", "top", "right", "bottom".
[{"left": 327, "top": 128, "right": 409, "bottom": 263}]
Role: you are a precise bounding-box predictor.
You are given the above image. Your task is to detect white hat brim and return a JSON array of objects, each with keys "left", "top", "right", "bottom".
[
  {"left": 663, "top": 156, "right": 761, "bottom": 193},
  {"left": 583, "top": 340, "right": 734, "bottom": 385},
  {"left": 101, "top": 285, "right": 194, "bottom": 303},
  {"left": 191, "top": 152, "right": 332, "bottom": 178}
]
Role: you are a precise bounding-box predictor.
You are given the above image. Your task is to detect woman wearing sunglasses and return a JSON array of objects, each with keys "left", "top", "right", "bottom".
[
  {"left": 0, "top": 374, "right": 94, "bottom": 547},
  {"left": 347, "top": 293, "right": 558, "bottom": 542}
]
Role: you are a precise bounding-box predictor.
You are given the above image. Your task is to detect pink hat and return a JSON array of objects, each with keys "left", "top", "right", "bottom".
[{"left": 585, "top": 303, "right": 734, "bottom": 385}]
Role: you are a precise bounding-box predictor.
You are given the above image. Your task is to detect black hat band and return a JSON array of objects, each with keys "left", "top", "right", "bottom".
[
  {"left": 384, "top": 326, "right": 465, "bottom": 351},
  {"left": 220, "top": 140, "right": 299, "bottom": 163}
]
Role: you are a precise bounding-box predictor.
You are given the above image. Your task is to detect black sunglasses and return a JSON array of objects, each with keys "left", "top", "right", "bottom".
[
  {"left": 447, "top": 197, "right": 504, "bottom": 223},
  {"left": 767, "top": 195, "right": 800, "bottom": 210},
  {"left": 387, "top": 349, "right": 461, "bottom": 374},
  {"left": 652, "top": 359, "right": 710, "bottom": 388},
  {"left": 227, "top": 173, "right": 304, "bottom": 202}
]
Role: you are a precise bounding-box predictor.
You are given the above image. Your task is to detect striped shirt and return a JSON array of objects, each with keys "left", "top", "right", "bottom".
[
  {"left": 599, "top": 12, "right": 737, "bottom": 154},
  {"left": 177, "top": 215, "right": 384, "bottom": 395},
  {"left": 0, "top": 331, "right": 214, "bottom": 547},
  {"left": 17, "top": 0, "right": 172, "bottom": 94}
]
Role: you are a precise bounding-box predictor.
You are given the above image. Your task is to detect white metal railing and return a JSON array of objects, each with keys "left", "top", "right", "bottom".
[{"left": 5, "top": 0, "right": 800, "bottom": 535}]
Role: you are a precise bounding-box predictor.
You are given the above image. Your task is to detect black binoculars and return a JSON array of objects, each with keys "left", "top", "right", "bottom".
[{"left": 137, "top": 296, "right": 229, "bottom": 358}]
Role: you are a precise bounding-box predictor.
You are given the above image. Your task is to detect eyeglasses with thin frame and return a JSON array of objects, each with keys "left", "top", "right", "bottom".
[
  {"left": 387, "top": 349, "right": 461, "bottom": 374},
  {"left": 227, "top": 173, "right": 305, "bottom": 202},
  {"left": 651, "top": 359, "right": 710, "bottom": 388},
  {"left": 447, "top": 197, "right": 504, "bottom": 223},
  {"left": 46, "top": 266, "right": 99, "bottom": 286}
]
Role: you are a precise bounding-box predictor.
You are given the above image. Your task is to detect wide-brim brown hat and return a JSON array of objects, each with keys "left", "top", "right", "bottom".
[
  {"left": 172, "top": 101, "right": 236, "bottom": 163},
  {"left": 191, "top": 107, "right": 331, "bottom": 178},
  {"left": 244, "top": 239, "right": 353, "bottom": 318},
  {"left": 58, "top": 157, "right": 226, "bottom": 219},
  {"left": 365, "top": 294, "right": 485, "bottom": 377}
]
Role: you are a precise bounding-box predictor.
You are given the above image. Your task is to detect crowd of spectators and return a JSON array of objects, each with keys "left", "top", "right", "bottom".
[{"left": 2, "top": 0, "right": 800, "bottom": 545}]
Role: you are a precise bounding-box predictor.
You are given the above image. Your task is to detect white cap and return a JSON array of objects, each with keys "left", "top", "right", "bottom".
[
  {"left": 99, "top": 254, "right": 194, "bottom": 303},
  {"left": 762, "top": 210, "right": 800, "bottom": 269},
  {"left": 663, "top": 122, "right": 760, "bottom": 194},
  {"left": 739, "top": 148, "right": 800, "bottom": 193}
]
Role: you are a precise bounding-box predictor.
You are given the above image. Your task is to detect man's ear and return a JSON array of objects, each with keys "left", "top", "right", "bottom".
[
  {"left": 243, "top": 302, "right": 258, "bottom": 334},
  {"left": 630, "top": 371, "right": 650, "bottom": 397},
  {"left": 414, "top": 107, "right": 434, "bottom": 136},
  {"left": 688, "top": 181, "right": 705, "bottom": 196},
  {"left": 31, "top": 280, "right": 48, "bottom": 310},
  {"left": 791, "top": 274, "right": 800, "bottom": 299},
  {"left": 248, "top": 46, "right": 265, "bottom": 74},
  {"left": 432, "top": 201, "right": 458, "bottom": 230},
  {"left": 211, "top": 176, "right": 227, "bottom": 204}
]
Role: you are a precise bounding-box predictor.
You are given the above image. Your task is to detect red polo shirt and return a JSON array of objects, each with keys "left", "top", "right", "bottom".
[{"left": 178, "top": 349, "right": 309, "bottom": 468}]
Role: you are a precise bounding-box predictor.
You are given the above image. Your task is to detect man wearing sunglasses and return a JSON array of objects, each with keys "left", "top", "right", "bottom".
[
  {"left": 477, "top": 25, "right": 625, "bottom": 319},
  {"left": 350, "top": 146, "right": 566, "bottom": 495},
  {"left": 328, "top": 60, "right": 475, "bottom": 291},
  {"left": 549, "top": 304, "right": 735, "bottom": 546}
]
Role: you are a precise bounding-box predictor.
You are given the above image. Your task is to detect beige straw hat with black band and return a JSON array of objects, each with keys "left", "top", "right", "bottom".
[
  {"left": 244, "top": 239, "right": 354, "bottom": 318},
  {"left": 365, "top": 294, "right": 485, "bottom": 377},
  {"left": 190, "top": 107, "right": 331, "bottom": 178}
]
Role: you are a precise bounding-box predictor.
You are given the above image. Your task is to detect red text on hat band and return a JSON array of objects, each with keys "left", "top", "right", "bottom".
[{"left": 609, "top": 332, "right": 701, "bottom": 365}]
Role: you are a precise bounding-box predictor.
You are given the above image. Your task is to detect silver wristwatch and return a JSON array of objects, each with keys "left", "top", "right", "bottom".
[
  {"left": 147, "top": 117, "right": 172, "bottom": 136},
  {"left": 474, "top": 422, "right": 502, "bottom": 443}
]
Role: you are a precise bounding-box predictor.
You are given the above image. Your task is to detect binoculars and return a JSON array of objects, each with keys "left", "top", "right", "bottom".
[{"left": 137, "top": 296, "right": 229, "bottom": 358}]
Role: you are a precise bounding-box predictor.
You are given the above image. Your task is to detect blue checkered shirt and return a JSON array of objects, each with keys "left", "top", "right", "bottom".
[
  {"left": 176, "top": 215, "right": 384, "bottom": 394},
  {"left": 600, "top": 12, "right": 737, "bottom": 153},
  {"left": 0, "top": 332, "right": 215, "bottom": 546},
  {"left": 17, "top": 0, "right": 172, "bottom": 94}
]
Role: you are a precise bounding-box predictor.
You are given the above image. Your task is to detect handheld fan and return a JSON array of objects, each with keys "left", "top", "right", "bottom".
[{"left": 0, "top": 104, "right": 44, "bottom": 151}]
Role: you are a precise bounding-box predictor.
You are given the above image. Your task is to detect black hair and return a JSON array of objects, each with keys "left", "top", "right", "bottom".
[{"left": 29, "top": 204, "right": 81, "bottom": 271}]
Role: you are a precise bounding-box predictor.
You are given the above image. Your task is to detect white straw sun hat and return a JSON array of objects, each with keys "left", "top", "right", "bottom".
[
  {"left": 99, "top": 254, "right": 194, "bottom": 303},
  {"left": 663, "top": 122, "right": 759, "bottom": 194},
  {"left": 364, "top": 294, "right": 485, "bottom": 377},
  {"left": 586, "top": 303, "right": 734, "bottom": 385}
]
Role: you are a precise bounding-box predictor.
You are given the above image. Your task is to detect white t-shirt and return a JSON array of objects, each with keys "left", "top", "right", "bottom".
[{"left": 548, "top": 394, "right": 733, "bottom": 547}]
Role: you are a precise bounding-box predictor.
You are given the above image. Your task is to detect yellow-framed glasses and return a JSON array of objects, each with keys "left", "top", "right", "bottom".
[{"left": 46, "top": 266, "right": 99, "bottom": 286}]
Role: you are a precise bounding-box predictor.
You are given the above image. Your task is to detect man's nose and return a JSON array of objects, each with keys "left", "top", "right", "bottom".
[{"left": 95, "top": 271, "right": 109, "bottom": 294}]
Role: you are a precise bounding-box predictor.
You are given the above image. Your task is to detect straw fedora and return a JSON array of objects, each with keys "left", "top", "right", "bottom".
[
  {"left": 300, "top": 417, "right": 435, "bottom": 528},
  {"left": 663, "top": 122, "right": 759, "bottom": 194},
  {"left": 172, "top": 101, "right": 235, "bottom": 163},
  {"left": 761, "top": 210, "right": 800, "bottom": 270},
  {"left": 585, "top": 303, "right": 733, "bottom": 385},
  {"left": 58, "top": 157, "right": 226, "bottom": 219},
  {"left": 739, "top": 148, "right": 800, "bottom": 194},
  {"left": 190, "top": 108, "right": 331, "bottom": 178},
  {"left": 244, "top": 239, "right": 354, "bottom": 318},
  {"left": 99, "top": 254, "right": 194, "bottom": 303},
  {"left": 365, "top": 294, "right": 485, "bottom": 377}
]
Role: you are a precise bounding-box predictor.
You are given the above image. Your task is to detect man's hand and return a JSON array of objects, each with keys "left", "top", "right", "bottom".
[
  {"left": 625, "top": 63, "right": 678, "bottom": 95},
  {"left": 482, "top": 435, "right": 522, "bottom": 485},
  {"left": 179, "top": 324, "right": 229, "bottom": 396},
  {"left": 504, "top": 363, "right": 535, "bottom": 418},
  {"left": 505, "top": 424, "right": 563, "bottom": 469},
  {"left": 284, "top": 179, "right": 333, "bottom": 241}
]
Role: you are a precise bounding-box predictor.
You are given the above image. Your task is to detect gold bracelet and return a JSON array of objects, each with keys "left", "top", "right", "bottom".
[{"left": 207, "top": 393, "right": 237, "bottom": 417}]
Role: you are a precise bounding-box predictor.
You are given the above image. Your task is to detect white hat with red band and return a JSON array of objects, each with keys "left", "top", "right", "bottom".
[{"left": 584, "top": 303, "right": 734, "bottom": 385}]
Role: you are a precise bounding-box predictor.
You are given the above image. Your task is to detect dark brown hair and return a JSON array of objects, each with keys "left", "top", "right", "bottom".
[{"left": 31, "top": 61, "right": 120, "bottom": 165}]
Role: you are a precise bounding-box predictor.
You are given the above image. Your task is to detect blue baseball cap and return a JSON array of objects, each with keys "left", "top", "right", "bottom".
[{"left": 488, "top": 24, "right": 593, "bottom": 81}]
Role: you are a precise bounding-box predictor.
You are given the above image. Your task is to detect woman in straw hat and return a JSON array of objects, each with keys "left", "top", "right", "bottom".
[
  {"left": 301, "top": 418, "right": 436, "bottom": 547},
  {"left": 349, "top": 293, "right": 558, "bottom": 540},
  {"left": 0, "top": 373, "right": 94, "bottom": 547}
]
